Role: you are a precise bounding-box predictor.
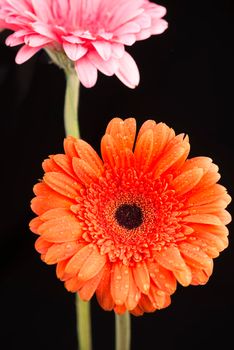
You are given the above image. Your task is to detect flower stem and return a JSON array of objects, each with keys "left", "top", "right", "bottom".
[
  {"left": 64, "top": 70, "right": 80, "bottom": 138},
  {"left": 63, "top": 70, "right": 92, "bottom": 349},
  {"left": 76, "top": 297, "right": 92, "bottom": 350},
  {"left": 115, "top": 312, "right": 131, "bottom": 350}
]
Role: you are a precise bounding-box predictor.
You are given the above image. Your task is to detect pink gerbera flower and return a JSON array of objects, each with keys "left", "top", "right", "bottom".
[{"left": 0, "top": 0, "right": 168, "bottom": 88}]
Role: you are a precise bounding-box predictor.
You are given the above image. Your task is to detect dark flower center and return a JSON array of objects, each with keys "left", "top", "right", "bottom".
[{"left": 115, "top": 204, "right": 143, "bottom": 230}]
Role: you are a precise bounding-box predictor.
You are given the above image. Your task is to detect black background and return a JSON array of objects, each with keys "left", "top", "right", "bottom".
[{"left": 0, "top": 1, "right": 233, "bottom": 349}]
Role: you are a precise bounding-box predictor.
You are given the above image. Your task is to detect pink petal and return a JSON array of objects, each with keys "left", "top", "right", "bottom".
[
  {"left": 15, "top": 45, "right": 41, "bottom": 64},
  {"left": 4, "top": 0, "right": 30, "bottom": 13},
  {"left": 75, "top": 58, "right": 98, "bottom": 88},
  {"left": 63, "top": 42, "right": 87, "bottom": 61},
  {"left": 111, "top": 43, "right": 125, "bottom": 59},
  {"left": 88, "top": 51, "right": 118, "bottom": 76},
  {"left": 62, "top": 35, "right": 84, "bottom": 44},
  {"left": 115, "top": 52, "right": 140, "bottom": 88},
  {"left": 53, "top": 0, "right": 69, "bottom": 19},
  {"left": 31, "top": 0, "right": 53, "bottom": 22},
  {"left": 115, "top": 33, "right": 136, "bottom": 46},
  {"left": 135, "top": 29, "right": 151, "bottom": 41},
  {"left": 6, "top": 33, "right": 24, "bottom": 47},
  {"left": 146, "top": 4, "right": 167, "bottom": 18},
  {"left": 114, "top": 22, "right": 141, "bottom": 36},
  {"left": 135, "top": 13, "right": 151, "bottom": 29},
  {"left": 24, "top": 34, "right": 52, "bottom": 47},
  {"left": 92, "top": 41, "right": 112, "bottom": 61},
  {"left": 151, "top": 19, "right": 168, "bottom": 35},
  {"left": 31, "top": 23, "right": 58, "bottom": 41},
  {"left": 109, "top": 0, "right": 144, "bottom": 29}
]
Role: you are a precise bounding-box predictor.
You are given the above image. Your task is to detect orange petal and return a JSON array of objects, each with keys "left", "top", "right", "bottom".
[
  {"left": 44, "top": 241, "right": 80, "bottom": 264},
  {"left": 190, "top": 224, "right": 229, "bottom": 251},
  {"left": 172, "top": 168, "right": 203, "bottom": 196},
  {"left": 106, "top": 118, "right": 136, "bottom": 151},
  {"left": 130, "top": 304, "right": 144, "bottom": 316},
  {"left": 147, "top": 260, "right": 177, "bottom": 294},
  {"left": 78, "top": 247, "right": 106, "bottom": 281},
  {"left": 133, "top": 261, "right": 150, "bottom": 294},
  {"left": 137, "top": 121, "right": 174, "bottom": 161},
  {"left": 195, "top": 230, "right": 228, "bottom": 251},
  {"left": 40, "top": 208, "right": 72, "bottom": 221},
  {"left": 179, "top": 242, "right": 213, "bottom": 269},
  {"left": 31, "top": 192, "right": 73, "bottom": 215},
  {"left": 63, "top": 136, "right": 79, "bottom": 158},
  {"left": 181, "top": 225, "right": 194, "bottom": 235},
  {"left": 153, "top": 146, "right": 186, "bottom": 179},
  {"left": 136, "top": 120, "right": 156, "bottom": 140},
  {"left": 72, "top": 158, "right": 99, "bottom": 186},
  {"left": 79, "top": 267, "right": 105, "bottom": 301},
  {"left": 32, "top": 183, "right": 74, "bottom": 206},
  {"left": 187, "top": 236, "right": 219, "bottom": 258},
  {"left": 154, "top": 246, "right": 187, "bottom": 272},
  {"left": 106, "top": 117, "right": 124, "bottom": 134},
  {"left": 119, "top": 148, "right": 135, "bottom": 169},
  {"left": 65, "top": 277, "right": 84, "bottom": 292},
  {"left": 197, "top": 172, "right": 221, "bottom": 190},
  {"left": 148, "top": 284, "right": 169, "bottom": 309},
  {"left": 123, "top": 118, "right": 137, "bottom": 150},
  {"left": 96, "top": 263, "right": 114, "bottom": 311},
  {"left": 29, "top": 217, "right": 43, "bottom": 234},
  {"left": 138, "top": 294, "right": 156, "bottom": 313},
  {"left": 101, "top": 134, "right": 121, "bottom": 168},
  {"left": 114, "top": 305, "right": 127, "bottom": 315},
  {"left": 42, "top": 157, "right": 62, "bottom": 172},
  {"left": 65, "top": 244, "right": 93, "bottom": 275},
  {"left": 33, "top": 182, "right": 51, "bottom": 196},
  {"left": 152, "top": 122, "right": 175, "bottom": 158},
  {"left": 111, "top": 263, "right": 130, "bottom": 305},
  {"left": 35, "top": 236, "right": 52, "bottom": 254},
  {"left": 125, "top": 268, "right": 141, "bottom": 310},
  {"left": 188, "top": 200, "right": 229, "bottom": 215},
  {"left": 187, "top": 184, "right": 228, "bottom": 206},
  {"left": 74, "top": 139, "right": 104, "bottom": 175},
  {"left": 56, "top": 259, "right": 70, "bottom": 281},
  {"left": 38, "top": 215, "right": 82, "bottom": 242},
  {"left": 173, "top": 264, "right": 192, "bottom": 286},
  {"left": 168, "top": 142, "right": 190, "bottom": 172},
  {"left": 44, "top": 172, "right": 81, "bottom": 199},
  {"left": 181, "top": 157, "right": 212, "bottom": 174},
  {"left": 189, "top": 223, "right": 229, "bottom": 237},
  {"left": 134, "top": 129, "right": 154, "bottom": 172},
  {"left": 183, "top": 214, "right": 222, "bottom": 225},
  {"left": 222, "top": 193, "right": 232, "bottom": 205},
  {"left": 53, "top": 154, "right": 76, "bottom": 178},
  {"left": 190, "top": 263, "right": 213, "bottom": 286},
  {"left": 163, "top": 133, "right": 185, "bottom": 151},
  {"left": 213, "top": 210, "right": 232, "bottom": 225}
]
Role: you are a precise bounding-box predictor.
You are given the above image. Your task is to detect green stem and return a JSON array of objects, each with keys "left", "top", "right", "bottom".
[
  {"left": 63, "top": 70, "right": 92, "bottom": 349},
  {"left": 76, "top": 297, "right": 92, "bottom": 350},
  {"left": 64, "top": 70, "right": 80, "bottom": 138},
  {"left": 115, "top": 312, "right": 131, "bottom": 350}
]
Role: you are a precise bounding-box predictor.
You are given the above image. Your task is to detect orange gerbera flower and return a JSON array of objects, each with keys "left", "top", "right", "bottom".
[{"left": 30, "top": 118, "right": 231, "bottom": 315}]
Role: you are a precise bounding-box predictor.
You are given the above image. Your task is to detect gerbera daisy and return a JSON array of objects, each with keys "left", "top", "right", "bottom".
[
  {"left": 0, "top": 0, "right": 167, "bottom": 88},
  {"left": 30, "top": 118, "right": 231, "bottom": 315}
]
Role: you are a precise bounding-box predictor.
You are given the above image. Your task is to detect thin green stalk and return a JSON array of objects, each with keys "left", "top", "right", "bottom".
[
  {"left": 64, "top": 70, "right": 80, "bottom": 138},
  {"left": 115, "top": 312, "right": 131, "bottom": 350},
  {"left": 64, "top": 70, "right": 92, "bottom": 350},
  {"left": 76, "top": 297, "right": 92, "bottom": 350}
]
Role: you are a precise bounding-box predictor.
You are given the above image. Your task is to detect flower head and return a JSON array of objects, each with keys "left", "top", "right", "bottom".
[
  {"left": 30, "top": 118, "right": 231, "bottom": 315},
  {"left": 0, "top": 0, "right": 167, "bottom": 88}
]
